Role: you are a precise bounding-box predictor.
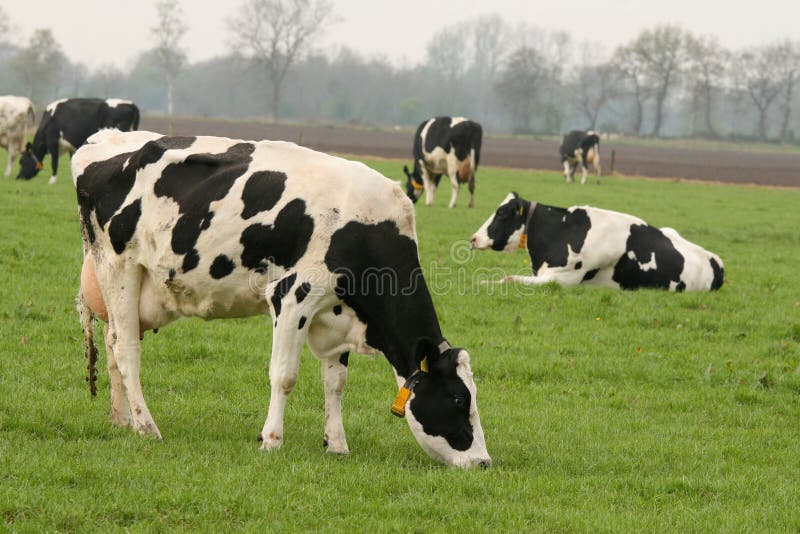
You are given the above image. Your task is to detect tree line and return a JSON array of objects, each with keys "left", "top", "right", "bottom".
[{"left": 1, "top": 0, "right": 798, "bottom": 143}]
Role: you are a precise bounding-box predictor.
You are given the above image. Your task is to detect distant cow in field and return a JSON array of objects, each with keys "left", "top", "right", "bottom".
[
  {"left": 560, "top": 130, "right": 600, "bottom": 184},
  {"left": 471, "top": 192, "right": 724, "bottom": 291},
  {"left": 403, "top": 116, "right": 482, "bottom": 208},
  {"left": 73, "top": 129, "right": 490, "bottom": 468},
  {"left": 0, "top": 95, "right": 35, "bottom": 177},
  {"left": 19, "top": 97, "right": 139, "bottom": 184}
]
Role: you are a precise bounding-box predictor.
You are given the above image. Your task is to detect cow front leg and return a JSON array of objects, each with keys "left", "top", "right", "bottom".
[
  {"left": 259, "top": 277, "right": 310, "bottom": 451},
  {"left": 563, "top": 161, "right": 573, "bottom": 183},
  {"left": 322, "top": 353, "right": 349, "bottom": 454},
  {"left": 448, "top": 179, "right": 460, "bottom": 209},
  {"left": 422, "top": 176, "right": 437, "bottom": 206},
  {"left": 48, "top": 146, "right": 59, "bottom": 184},
  {"left": 5, "top": 144, "right": 15, "bottom": 177},
  {"left": 104, "top": 323, "right": 132, "bottom": 428}
]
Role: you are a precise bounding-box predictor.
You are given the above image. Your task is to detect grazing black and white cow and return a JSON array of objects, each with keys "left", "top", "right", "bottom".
[
  {"left": 0, "top": 95, "right": 35, "bottom": 177},
  {"left": 471, "top": 192, "right": 724, "bottom": 291},
  {"left": 403, "top": 116, "right": 482, "bottom": 208},
  {"left": 19, "top": 97, "right": 139, "bottom": 184},
  {"left": 559, "top": 130, "right": 601, "bottom": 184},
  {"left": 73, "top": 129, "right": 490, "bottom": 468}
]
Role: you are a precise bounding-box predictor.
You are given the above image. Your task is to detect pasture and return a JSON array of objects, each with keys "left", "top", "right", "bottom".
[{"left": 1, "top": 149, "right": 799, "bottom": 531}]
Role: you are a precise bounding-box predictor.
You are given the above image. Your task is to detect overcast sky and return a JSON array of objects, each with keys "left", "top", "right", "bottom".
[{"left": 2, "top": 0, "right": 799, "bottom": 69}]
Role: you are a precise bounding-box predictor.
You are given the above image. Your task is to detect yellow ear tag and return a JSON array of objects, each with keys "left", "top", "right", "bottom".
[
  {"left": 519, "top": 234, "right": 527, "bottom": 249},
  {"left": 517, "top": 206, "right": 523, "bottom": 216},
  {"left": 411, "top": 180, "right": 424, "bottom": 191},
  {"left": 420, "top": 356, "right": 429, "bottom": 373},
  {"left": 36, "top": 162, "right": 43, "bottom": 170},
  {"left": 391, "top": 387, "right": 411, "bottom": 417}
]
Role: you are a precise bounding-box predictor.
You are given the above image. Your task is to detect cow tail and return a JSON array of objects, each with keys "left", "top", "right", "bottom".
[
  {"left": 27, "top": 103, "right": 36, "bottom": 127},
  {"left": 77, "top": 231, "right": 98, "bottom": 397},
  {"left": 132, "top": 105, "right": 140, "bottom": 131}
]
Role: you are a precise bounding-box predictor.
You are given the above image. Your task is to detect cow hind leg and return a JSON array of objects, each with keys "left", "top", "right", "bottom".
[
  {"left": 104, "top": 323, "right": 133, "bottom": 428},
  {"left": 580, "top": 165, "right": 588, "bottom": 185},
  {"left": 102, "top": 263, "right": 161, "bottom": 438},
  {"left": 321, "top": 353, "right": 349, "bottom": 454}
]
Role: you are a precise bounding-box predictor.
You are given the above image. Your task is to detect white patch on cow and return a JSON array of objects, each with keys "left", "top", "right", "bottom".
[
  {"left": 46, "top": 98, "right": 68, "bottom": 115},
  {"left": 628, "top": 250, "right": 657, "bottom": 271},
  {"left": 105, "top": 98, "right": 134, "bottom": 108},
  {"left": 450, "top": 116, "right": 467, "bottom": 126}
]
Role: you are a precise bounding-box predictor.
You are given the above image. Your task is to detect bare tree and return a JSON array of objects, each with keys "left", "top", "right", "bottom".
[
  {"left": 150, "top": 0, "right": 187, "bottom": 132},
  {"left": 575, "top": 62, "right": 620, "bottom": 130},
  {"left": 627, "top": 26, "right": 688, "bottom": 137},
  {"left": 495, "top": 46, "right": 552, "bottom": 133},
  {"left": 0, "top": 5, "right": 9, "bottom": 41},
  {"left": 736, "top": 46, "right": 783, "bottom": 141},
  {"left": 773, "top": 41, "right": 800, "bottom": 143},
  {"left": 685, "top": 35, "right": 728, "bottom": 137},
  {"left": 10, "top": 29, "right": 65, "bottom": 103},
  {"left": 228, "top": 0, "right": 336, "bottom": 121},
  {"left": 612, "top": 44, "right": 647, "bottom": 135},
  {"left": 471, "top": 14, "right": 509, "bottom": 116}
]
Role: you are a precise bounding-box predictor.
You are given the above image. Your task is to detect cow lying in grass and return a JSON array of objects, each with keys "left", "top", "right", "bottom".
[
  {"left": 73, "top": 129, "right": 490, "bottom": 468},
  {"left": 471, "top": 192, "right": 724, "bottom": 291}
]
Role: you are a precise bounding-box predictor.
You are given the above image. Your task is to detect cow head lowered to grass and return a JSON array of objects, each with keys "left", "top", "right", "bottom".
[
  {"left": 471, "top": 192, "right": 724, "bottom": 291},
  {"left": 73, "top": 129, "right": 490, "bottom": 468}
]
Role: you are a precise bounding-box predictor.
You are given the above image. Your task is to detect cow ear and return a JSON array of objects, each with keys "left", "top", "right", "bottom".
[
  {"left": 25, "top": 142, "right": 32, "bottom": 151},
  {"left": 403, "top": 165, "right": 411, "bottom": 178},
  {"left": 414, "top": 337, "right": 437, "bottom": 368}
]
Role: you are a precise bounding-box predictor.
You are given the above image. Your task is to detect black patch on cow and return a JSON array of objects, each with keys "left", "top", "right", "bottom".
[
  {"left": 528, "top": 205, "right": 591, "bottom": 272},
  {"left": 332, "top": 305, "right": 342, "bottom": 315},
  {"left": 182, "top": 250, "right": 200, "bottom": 272},
  {"left": 710, "top": 258, "right": 724, "bottom": 290},
  {"left": 325, "top": 220, "right": 441, "bottom": 377},
  {"left": 612, "top": 224, "right": 685, "bottom": 290},
  {"left": 270, "top": 273, "right": 297, "bottom": 319},
  {"left": 76, "top": 137, "right": 196, "bottom": 244},
  {"left": 209, "top": 254, "right": 235, "bottom": 279},
  {"left": 423, "top": 117, "right": 453, "bottom": 153},
  {"left": 298, "top": 316, "right": 306, "bottom": 329},
  {"left": 154, "top": 142, "right": 255, "bottom": 273},
  {"left": 241, "top": 170, "right": 287, "bottom": 219},
  {"left": 339, "top": 352, "right": 349, "bottom": 367},
  {"left": 240, "top": 199, "right": 314, "bottom": 271},
  {"left": 575, "top": 261, "right": 582, "bottom": 270},
  {"left": 295, "top": 282, "right": 311, "bottom": 303},
  {"left": 108, "top": 199, "right": 142, "bottom": 254},
  {"left": 582, "top": 268, "right": 600, "bottom": 282}
]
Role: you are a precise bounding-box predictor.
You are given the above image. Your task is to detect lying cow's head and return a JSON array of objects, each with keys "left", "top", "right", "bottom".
[
  {"left": 402, "top": 165, "right": 423, "bottom": 203},
  {"left": 471, "top": 192, "right": 528, "bottom": 252},
  {"left": 17, "top": 143, "right": 43, "bottom": 180},
  {"left": 395, "top": 339, "right": 490, "bottom": 468}
]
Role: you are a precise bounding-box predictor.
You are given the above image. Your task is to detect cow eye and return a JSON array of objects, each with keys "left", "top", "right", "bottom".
[{"left": 453, "top": 396, "right": 467, "bottom": 408}]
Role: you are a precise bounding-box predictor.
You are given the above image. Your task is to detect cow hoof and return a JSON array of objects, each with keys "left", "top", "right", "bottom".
[
  {"left": 258, "top": 432, "right": 283, "bottom": 451},
  {"left": 135, "top": 422, "right": 162, "bottom": 440},
  {"left": 48, "top": 176, "right": 57, "bottom": 185},
  {"left": 324, "top": 437, "right": 349, "bottom": 455}
]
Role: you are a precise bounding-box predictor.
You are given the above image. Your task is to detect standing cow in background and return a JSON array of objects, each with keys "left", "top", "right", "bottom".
[
  {"left": 18, "top": 97, "right": 139, "bottom": 184},
  {"left": 403, "top": 116, "right": 482, "bottom": 208},
  {"left": 471, "top": 192, "right": 724, "bottom": 292},
  {"left": 0, "top": 95, "right": 36, "bottom": 177},
  {"left": 560, "top": 130, "right": 601, "bottom": 184}
]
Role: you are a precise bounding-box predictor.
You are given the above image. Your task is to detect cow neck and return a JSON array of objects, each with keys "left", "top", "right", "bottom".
[
  {"left": 32, "top": 130, "right": 48, "bottom": 160},
  {"left": 520, "top": 199, "right": 536, "bottom": 246},
  {"left": 378, "top": 291, "right": 445, "bottom": 380}
]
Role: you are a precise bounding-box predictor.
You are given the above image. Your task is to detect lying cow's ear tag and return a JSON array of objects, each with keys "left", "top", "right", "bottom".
[
  {"left": 420, "top": 356, "right": 429, "bottom": 373},
  {"left": 517, "top": 206, "right": 523, "bottom": 216},
  {"left": 519, "top": 234, "right": 527, "bottom": 249},
  {"left": 36, "top": 162, "right": 43, "bottom": 170},
  {"left": 391, "top": 387, "right": 411, "bottom": 417}
]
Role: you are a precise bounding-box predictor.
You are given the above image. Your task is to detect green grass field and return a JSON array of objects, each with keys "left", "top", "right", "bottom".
[{"left": 1, "top": 151, "right": 799, "bottom": 532}]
